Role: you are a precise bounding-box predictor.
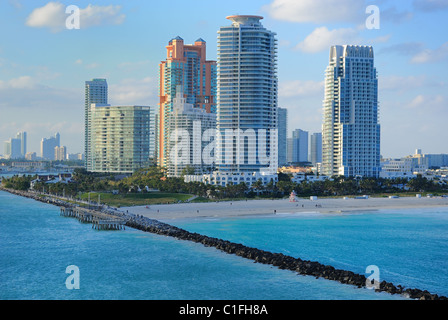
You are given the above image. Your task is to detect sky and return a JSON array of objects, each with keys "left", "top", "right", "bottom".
[{"left": 0, "top": 0, "right": 447, "bottom": 158}]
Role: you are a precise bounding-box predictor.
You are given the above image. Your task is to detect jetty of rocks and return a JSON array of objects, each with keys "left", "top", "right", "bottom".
[
  {"left": 2, "top": 186, "right": 446, "bottom": 300},
  {"left": 125, "top": 214, "right": 447, "bottom": 300}
]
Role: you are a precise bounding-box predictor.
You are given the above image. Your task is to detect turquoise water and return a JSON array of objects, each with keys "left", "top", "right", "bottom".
[
  {"left": 2, "top": 190, "right": 446, "bottom": 300},
  {"left": 172, "top": 208, "right": 448, "bottom": 298}
]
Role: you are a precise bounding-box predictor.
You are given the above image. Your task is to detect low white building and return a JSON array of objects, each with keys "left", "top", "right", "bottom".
[
  {"left": 380, "top": 157, "right": 427, "bottom": 179},
  {"left": 291, "top": 173, "right": 330, "bottom": 183},
  {"left": 184, "top": 171, "right": 278, "bottom": 187}
]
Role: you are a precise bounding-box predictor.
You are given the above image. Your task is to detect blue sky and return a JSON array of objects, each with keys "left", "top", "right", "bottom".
[{"left": 1, "top": 0, "right": 447, "bottom": 158}]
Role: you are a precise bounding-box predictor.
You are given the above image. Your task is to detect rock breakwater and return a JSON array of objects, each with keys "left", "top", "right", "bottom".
[
  {"left": 2, "top": 187, "right": 446, "bottom": 300},
  {"left": 125, "top": 214, "right": 447, "bottom": 300}
]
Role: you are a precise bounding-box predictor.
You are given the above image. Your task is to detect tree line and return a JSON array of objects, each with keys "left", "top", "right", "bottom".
[{"left": 1, "top": 166, "right": 447, "bottom": 200}]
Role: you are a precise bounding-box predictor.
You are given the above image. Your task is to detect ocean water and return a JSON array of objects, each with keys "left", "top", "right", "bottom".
[
  {"left": 1, "top": 190, "right": 446, "bottom": 300},
  {"left": 172, "top": 207, "right": 448, "bottom": 298}
]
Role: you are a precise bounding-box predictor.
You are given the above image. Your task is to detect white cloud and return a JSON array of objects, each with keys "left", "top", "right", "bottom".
[
  {"left": 411, "top": 42, "right": 448, "bottom": 64},
  {"left": 0, "top": 75, "right": 36, "bottom": 89},
  {"left": 380, "top": 75, "right": 428, "bottom": 93},
  {"left": 25, "top": 2, "right": 65, "bottom": 32},
  {"left": 117, "top": 60, "right": 152, "bottom": 73},
  {"left": 109, "top": 77, "right": 157, "bottom": 106},
  {"left": 79, "top": 4, "right": 125, "bottom": 28},
  {"left": 407, "top": 94, "right": 446, "bottom": 111},
  {"left": 279, "top": 80, "right": 324, "bottom": 98},
  {"left": 295, "top": 27, "right": 360, "bottom": 53},
  {"left": 25, "top": 2, "right": 125, "bottom": 32},
  {"left": 263, "top": 0, "right": 364, "bottom": 24}
]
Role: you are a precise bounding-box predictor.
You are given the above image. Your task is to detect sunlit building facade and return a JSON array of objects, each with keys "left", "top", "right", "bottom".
[
  {"left": 157, "top": 37, "right": 217, "bottom": 168},
  {"left": 322, "top": 45, "right": 380, "bottom": 177},
  {"left": 85, "top": 79, "right": 108, "bottom": 171},
  {"left": 216, "top": 15, "right": 278, "bottom": 175},
  {"left": 90, "top": 104, "right": 151, "bottom": 173}
]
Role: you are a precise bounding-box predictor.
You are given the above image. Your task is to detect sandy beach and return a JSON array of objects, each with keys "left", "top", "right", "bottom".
[{"left": 121, "top": 195, "right": 448, "bottom": 220}]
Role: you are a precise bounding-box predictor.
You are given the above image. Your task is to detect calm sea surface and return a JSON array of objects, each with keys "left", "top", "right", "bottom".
[{"left": 1, "top": 189, "right": 447, "bottom": 300}]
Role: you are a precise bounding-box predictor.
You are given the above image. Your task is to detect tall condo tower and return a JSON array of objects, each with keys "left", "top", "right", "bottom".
[
  {"left": 90, "top": 104, "right": 151, "bottom": 173},
  {"left": 216, "top": 15, "right": 278, "bottom": 174},
  {"left": 85, "top": 79, "right": 108, "bottom": 171},
  {"left": 16, "top": 131, "right": 27, "bottom": 157},
  {"left": 41, "top": 133, "right": 60, "bottom": 160},
  {"left": 322, "top": 45, "right": 380, "bottom": 178},
  {"left": 291, "top": 129, "right": 308, "bottom": 163},
  {"left": 168, "top": 86, "right": 216, "bottom": 177},
  {"left": 278, "top": 108, "right": 287, "bottom": 166},
  {"left": 158, "top": 37, "right": 216, "bottom": 168},
  {"left": 310, "top": 132, "right": 322, "bottom": 166}
]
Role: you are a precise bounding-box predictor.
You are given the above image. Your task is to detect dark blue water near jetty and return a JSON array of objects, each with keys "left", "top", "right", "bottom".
[{"left": 1, "top": 190, "right": 446, "bottom": 299}]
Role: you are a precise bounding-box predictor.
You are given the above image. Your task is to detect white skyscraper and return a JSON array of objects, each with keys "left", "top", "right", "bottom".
[
  {"left": 322, "top": 45, "right": 380, "bottom": 177},
  {"left": 167, "top": 87, "right": 216, "bottom": 177},
  {"left": 85, "top": 79, "right": 108, "bottom": 171},
  {"left": 4, "top": 138, "right": 21, "bottom": 159},
  {"left": 291, "top": 129, "right": 308, "bottom": 163},
  {"left": 16, "top": 131, "right": 26, "bottom": 157},
  {"left": 310, "top": 132, "right": 322, "bottom": 166},
  {"left": 41, "top": 133, "right": 60, "bottom": 160},
  {"left": 278, "top": 108, "right": 287, "bottom": 166},
  {"left": 216, "top": 15, "right": 278, "bottom": 175}
]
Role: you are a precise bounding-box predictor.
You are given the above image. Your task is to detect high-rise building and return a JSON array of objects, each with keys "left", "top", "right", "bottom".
[
  {"left": 41, "top": 133, "right": 60, "bottom": 160},
  {"left": 310, "top": 132, "right": 322, "bottom": 166},
  {"left": 157, "top": 37, "right": 216, "bottom": 168},
  {"left": 16, "top": 131, "right": 26, "bottom": 157},
  {"left": 90, "top": 104, "right": 151, "bottom": 173},
  {"left": 216, "top": 15, "right": 278, "bottom": 175},
  {"left": 290, "top": 129, "right": 308, "bottom": 163},
  {"left": 167, "top": 87, "right": 216, "bottom": 177},
  {"left": 322, "top": 45, "right": 380, "bottom": 177},
  {"left": 4, "top": 138, "right": 21, "bottom": 159},
  {"left": 55, "top": 146, "right": 67, "bottom": 161},
  {"left": 287, "top": 137, "right": 293, "bottom": 164},
  {"left": 278, "top": 108, "right": 287, "bottom": 166},
  {"left": 149, "top": 106, "right": 157, "bottom": 162},
  {"left": 85, "top": 79, "right": 108, "bottom": 171}
]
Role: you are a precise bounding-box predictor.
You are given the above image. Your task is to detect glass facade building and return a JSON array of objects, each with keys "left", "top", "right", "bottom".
[
  {"left": 216, "top": 15, "right": 278, "bottom": 174},
  {"left": 278, "top": 108, "right": 287, "bottom": 166},
  {"left": 40, "top": 133, "right": 60, "bottom": 160},
  {"left": 90, "top": 105, "right": 151, "bottom": 173},
  {"left": 310, "top": 132, "right": 322, "bottom": 166},
  {"left": 322, "top": 45, "right": 380, "bottom": 178},
  {"left": 85, "top": 79, "right": 108, "bottom": 171}
]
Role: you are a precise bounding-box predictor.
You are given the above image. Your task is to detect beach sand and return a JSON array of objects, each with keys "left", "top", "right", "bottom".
[{"left": 121, "top": 195, "right": 448, "bottom": 220}]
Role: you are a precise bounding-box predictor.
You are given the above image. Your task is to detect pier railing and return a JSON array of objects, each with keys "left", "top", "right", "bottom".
[{"left": 60, "top": 206, "right": 126, "bottom": 230}]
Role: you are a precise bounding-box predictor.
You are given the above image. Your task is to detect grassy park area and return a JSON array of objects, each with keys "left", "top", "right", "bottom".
[{"left": 80, "top": 192, "right": 194, "bottom": 207}]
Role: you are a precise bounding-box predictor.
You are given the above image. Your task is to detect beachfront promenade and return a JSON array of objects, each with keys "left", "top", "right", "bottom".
[{"left": 2, "top": 186, "right": 447, "bottom": 300}]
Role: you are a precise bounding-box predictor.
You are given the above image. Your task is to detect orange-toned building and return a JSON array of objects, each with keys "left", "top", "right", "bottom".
[{"left": 157, "top": 36, "right": 216, "bottom": 168}]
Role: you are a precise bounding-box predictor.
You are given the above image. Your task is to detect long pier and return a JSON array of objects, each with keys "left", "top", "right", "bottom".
[{"left": 60, "top": 206, "right": 126, "bottom": 230}]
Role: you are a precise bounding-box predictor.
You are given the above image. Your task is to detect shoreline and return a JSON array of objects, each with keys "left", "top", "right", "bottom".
[
  {"left": 121, "top": 196, "right": 448, "bottom": 221},
  {"left": 2, "top": 187, "right": 448, "bottom": 300}
]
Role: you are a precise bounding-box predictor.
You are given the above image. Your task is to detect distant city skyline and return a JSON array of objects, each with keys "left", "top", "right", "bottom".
[{"left": 1, "top": 0, "right": 447, "bottom": 158}]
